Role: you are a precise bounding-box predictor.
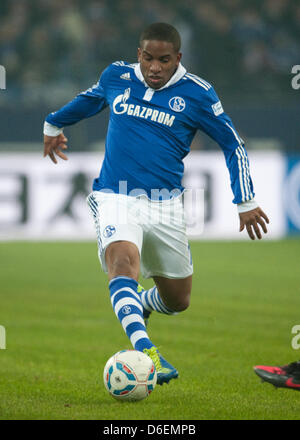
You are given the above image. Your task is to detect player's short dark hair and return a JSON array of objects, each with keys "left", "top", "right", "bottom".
[{"left": 139, "top": 23, "right": 181, "bottom": 53}]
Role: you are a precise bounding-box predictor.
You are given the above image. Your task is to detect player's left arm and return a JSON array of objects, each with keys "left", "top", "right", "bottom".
[{"left": 195, "top": 86, "right": 269, "bottom": 240}]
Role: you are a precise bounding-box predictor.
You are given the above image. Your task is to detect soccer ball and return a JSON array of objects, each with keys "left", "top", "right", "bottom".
[{"left": 103, "top": 349, "right": 157, "bottom": 401}]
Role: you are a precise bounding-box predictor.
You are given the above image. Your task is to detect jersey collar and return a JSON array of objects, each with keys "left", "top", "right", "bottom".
[{"left": 134, "top": 62, "right": 186, "bottom": 91}]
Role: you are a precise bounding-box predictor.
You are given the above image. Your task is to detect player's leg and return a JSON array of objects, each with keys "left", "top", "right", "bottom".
[
  {"left": 105, "top": 240, "right": 177, "bottom": 384},
  {"left": 105, "top": 240, "right": 157, "bottom": 353},
  {"left": 87, "top": 192, "right": 155, "bottom": 352},
  {"left": 87, "top": 192, "right": 179, "bottom": 384},
  {"left": 141, "top": 274, "right": 192, "bottom": 316},
  {"left": 154, "top": 274, "right": 192, "bottom": 311},
  {"left": 105, "top": 240, "right": 140, "bottom": 281},
  {"left": 137, "top": 196, "right": 193, "bottom": 382},
  {"left": 254, "top": 360, "right": 300, "bottom": 391},
  {"left": 140, "top": 275, "right": 192, "bottom": 383},
  {"left": 139, "top": 220, "right": 193, "bottom": 322}
]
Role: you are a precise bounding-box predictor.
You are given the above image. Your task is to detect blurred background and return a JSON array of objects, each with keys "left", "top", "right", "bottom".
[{"left": 0, "top": 0, "right": 300, "bottom": 239}]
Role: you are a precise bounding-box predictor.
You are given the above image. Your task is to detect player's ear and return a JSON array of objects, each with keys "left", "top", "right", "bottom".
[{"left": 176, "top": 52, "right": 182, "bottom": 66}]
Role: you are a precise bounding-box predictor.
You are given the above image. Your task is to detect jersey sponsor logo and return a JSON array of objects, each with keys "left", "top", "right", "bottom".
[
  {"left": 120, "top": 72, "right": 131, "bottom": 81},
  {"left": 169, "top": 96, "right": 186, "bottom": 112},
  {"left": 103, "top": 225, "right": 116, "bottom": 238},
  {"left": 122, "top": 87, "right": 131, "bottom": 103},
  {"left": 112, "top": 89, "right": 175, "bottom": 127},
  {"left": 212, "top": 100, "right": 224, "bottom": 116}
]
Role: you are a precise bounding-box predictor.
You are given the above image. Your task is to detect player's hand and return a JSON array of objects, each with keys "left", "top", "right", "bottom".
[
  {"left": 239, "top": 207, "right": 269, "bottom": 240},
  {"left": 43, "top": 134, "right": 69, "bottom": 164}
]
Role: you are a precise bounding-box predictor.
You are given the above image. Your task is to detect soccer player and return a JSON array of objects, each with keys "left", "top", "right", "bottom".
[
  {"left": 43, "top": 23, "right": 269, "bottom": 385},
  {"left": 254, "top": 361, "right": 300, "bottom": 391}
]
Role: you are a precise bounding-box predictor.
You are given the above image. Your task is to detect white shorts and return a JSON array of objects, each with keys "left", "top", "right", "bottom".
[{"left": 87, "top": 191, "right": 193, "bottom": 279}]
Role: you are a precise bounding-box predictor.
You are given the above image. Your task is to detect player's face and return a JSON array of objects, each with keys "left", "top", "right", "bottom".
[{"left": 138, "top": 40, "right": 182, "bottom": 89}]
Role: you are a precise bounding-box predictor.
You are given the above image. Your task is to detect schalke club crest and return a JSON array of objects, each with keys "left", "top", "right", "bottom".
[{"left": 169, "top": 96, "right": 186, "bottom": 112}]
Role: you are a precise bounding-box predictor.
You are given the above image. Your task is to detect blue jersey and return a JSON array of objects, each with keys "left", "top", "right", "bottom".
[{"left": 46, "top": 61, "right": 254, "bottom": 203}]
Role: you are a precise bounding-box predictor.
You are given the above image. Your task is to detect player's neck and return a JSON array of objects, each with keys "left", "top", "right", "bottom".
[{"left": 134, "top": 63, "right": 186, "bottom": 91}]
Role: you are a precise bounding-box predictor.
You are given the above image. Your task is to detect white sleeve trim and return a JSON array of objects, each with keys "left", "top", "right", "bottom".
[
  {"left": 43, "top": 121, "right": 63, "bottom": 136},
  {"left": 237, "top": 199, "right": 258, "bottom": 213}
]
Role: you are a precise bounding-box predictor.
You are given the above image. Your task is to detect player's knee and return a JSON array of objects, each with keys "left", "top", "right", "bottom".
[
  {"left": 111, "top": 254, "right": 132, "bottom": 271},
  {"left": 108, "top": 255, "right": 136, "bottom": 279},
  {"left": 155, "top": 275, "right": 192, "bottom": 313},
  {"left": 176, "top": 296, "right": 190, "bottom": 312},
  {"left": 169, "top": 291, "right": 191, "bottom": 312},
  {"left": 106, "top": 242, "right": 140, "bottom": 280}
]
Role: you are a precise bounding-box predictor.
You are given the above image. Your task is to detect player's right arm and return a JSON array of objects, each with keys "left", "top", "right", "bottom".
[
  {"left": 44, "top": 132, "right": 69, "bottom": 164},
  {"left": 43, "top": 68, "right": 109, "bottom": 164}
]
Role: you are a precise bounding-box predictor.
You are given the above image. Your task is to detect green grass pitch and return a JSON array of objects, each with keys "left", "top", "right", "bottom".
[{"left": 0, "top": 239, "right": 300, "bottom": 420}]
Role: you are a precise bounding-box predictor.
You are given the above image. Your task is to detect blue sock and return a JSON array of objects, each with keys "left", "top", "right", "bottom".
[
  {"left": 109, "top": 276, "right": 155, "bottom": 352},
  {"left": 140, "top": 286, "right": 178, "bottom": 315}
]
